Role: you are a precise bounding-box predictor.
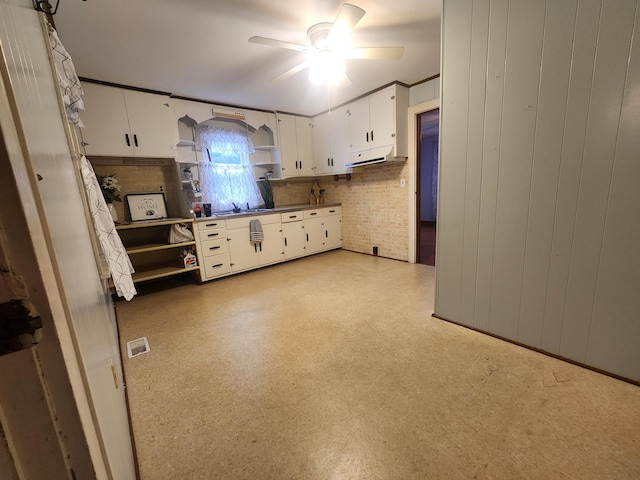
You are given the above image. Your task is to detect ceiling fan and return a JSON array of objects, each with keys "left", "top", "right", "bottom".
[{"left": 248, "top": 3, "right": 404, "bottom": 85}]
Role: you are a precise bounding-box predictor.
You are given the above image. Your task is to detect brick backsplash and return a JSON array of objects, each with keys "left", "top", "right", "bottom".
[
  {"left": 274, "top": 164, "right": 410, "bottom": 262},
  {"left": 93, "top": 159, "right": 410, "bottom": 261},
  {"left": 92, "top": 162, "right": 182, "bottom": 221}
]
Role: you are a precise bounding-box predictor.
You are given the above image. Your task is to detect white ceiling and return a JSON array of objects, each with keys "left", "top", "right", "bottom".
[{"left": 54, "top": 0, "right": 441, "bottom": 117}]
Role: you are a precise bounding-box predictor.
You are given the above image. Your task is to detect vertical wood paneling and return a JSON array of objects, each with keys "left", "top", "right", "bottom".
[
  {"left": 489, "top": 1, "right": 546, "bottom": 339},
  {"left": 459, "top": 0, "right": 490, "bottom": 327},
  {"left": 517, "top": 0, "right": 578, "bottom": 347},
  {"left": 440, "top": 0, "right": 640, "bottom": 381},
  {"left": 434, "top": 0, "right": 472, "bottom": 321},
  {"left": 472, "top": 0, "right": 509, "bottom": 331},
  {"left": 587, "top": 3, "right": 640, "bottom": 378},
  {"left": 560, "top": 0, "right": 637, "bottom": 362},
  {"left": 541, "top": 0, "right": 601, "bottom": 354}
]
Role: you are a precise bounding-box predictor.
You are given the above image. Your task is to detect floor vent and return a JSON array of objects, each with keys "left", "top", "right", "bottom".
[{"left": 127, "top": 337, "right": 150, "bottom": 358}]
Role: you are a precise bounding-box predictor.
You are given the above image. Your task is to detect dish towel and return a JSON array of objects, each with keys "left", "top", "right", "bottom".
[
  {"left": 47, "top": 26, "right": 85, "bottom": 127},
  {"left": 249, "top": 219, "right": 264, "bottom": 244},
  {"left": 79, "top": 156, "right": 137, "bottom": 301}
]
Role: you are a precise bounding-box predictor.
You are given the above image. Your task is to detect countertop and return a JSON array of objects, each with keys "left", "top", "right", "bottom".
[{"left": 194, "top": 203, "right": 341, "bottom": 222}]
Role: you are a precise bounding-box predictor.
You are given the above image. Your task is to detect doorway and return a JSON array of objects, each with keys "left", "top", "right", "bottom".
[{"left": 416, "top": 109, "right": 440, "bottom": 266}]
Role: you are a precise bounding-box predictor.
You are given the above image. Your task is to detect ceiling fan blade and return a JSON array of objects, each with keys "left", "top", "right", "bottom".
[
  {"left": 271, "top": 61, "right": 311, "bottom": 82},
  {"left": 327, "top": 3, "right": 365, "bottom": 45},
  {"left": 344, "top": 46, "right": 405, "bottom": 61},
  {"left": 249, "top": 36, "right": 307, "bottom": 52},
  {"left": 334, "top": 3, "right": 366, "bottom": 30}
]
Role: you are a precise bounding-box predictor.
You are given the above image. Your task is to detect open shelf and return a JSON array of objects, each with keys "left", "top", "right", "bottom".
[
  {"left": 116, "top": 218, "right": 193, "bottom": 230},
  {"left": 125, "top": 240, "right": 196, "bottom": 255},
  {"left": 130, "top": 264, "right": 201, "bottom": 283}
]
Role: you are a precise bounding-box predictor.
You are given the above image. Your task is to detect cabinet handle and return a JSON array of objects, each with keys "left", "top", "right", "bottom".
[
  {"left": 371, "top": 130, "right": 374, "bottom": 142},
  {"left": 205, "top": 223, "right": 218, "bottom": 227},
  {"left": 207, "top": 233, "right": 219, "bottom": 237},
  {"left": 366, "top": 131, "right": 369, "bottom": 143},
  {"left": 259, "top": 244, "right": 262, "bottom": 252},
  {"left": 125, "top": 134, "right": 130, "bottom": 146},
  {"left": 209, "top": 246, "right": 220, "bottom": 251},
  {"left": 300, "top": 161, "right": 303, "bottom": 169},
  {"left": 327, "top": 158, "right": 330, "bottom": 167},
  {"left": 306, "top": 234, "right": 309, "bottom": 242},
  {"left": 284, "top": 238, "right": 288, "bottom": 246},
  {"left": 325, "top": 230, "right": 328, "bottom": 238},
  {"left": 81, "top": 141, "right": 89, "bottom": 146},
  {"left": 211, "top": 263, "right": 223, "bottom": 268},
  {"left": 254, "top": 244, "right": 257, "bottom": 253},
  {"left": 331, "top": 158, "right": 334, "bottom": 166},
  {"left": 133, "top": 134, "right": 139, "bottom": 147},
  {"left": 295, "top": 161, "right": 299, "bottom": 169}
]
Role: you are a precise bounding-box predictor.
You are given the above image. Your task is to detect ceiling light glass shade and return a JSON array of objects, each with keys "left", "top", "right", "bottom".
[{"left": 308, "top": 50, "right": 345, "bottom": 85}]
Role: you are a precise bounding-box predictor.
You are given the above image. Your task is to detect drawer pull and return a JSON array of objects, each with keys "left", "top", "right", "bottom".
[
  {"left": 211, "top": 263, "right": 223, "bottom": 268},
  {"left": 209, "top": 246, "right": 221, "bottom": 251},
  {"left": 207, "top": 233, "right": 219, "bottom": 237},
  {"left": 205, "top": 223, "right": 218, "bottom": 227},
  {"left": 310, "top": 212, "right": 317, "bottom": 216},
  {"left": 329, "top": 210, "right": 336, "bottom": 213},
  {"left": 289, "top": 215, "right": 298, "bottom": 219}
]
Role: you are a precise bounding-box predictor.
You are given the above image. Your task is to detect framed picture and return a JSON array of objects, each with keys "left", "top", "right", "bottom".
[{"left": 126, "top": 193, "right": 168, "bottom": 221}]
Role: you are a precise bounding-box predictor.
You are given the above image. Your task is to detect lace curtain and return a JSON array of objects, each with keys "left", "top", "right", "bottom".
[{"left": 195, "top": 124, "right": 262, "bottom": 211}]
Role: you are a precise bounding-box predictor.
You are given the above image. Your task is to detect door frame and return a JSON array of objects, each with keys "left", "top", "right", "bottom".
[{"left": 408, "top": 99, "right": 440, "bottom": 264}]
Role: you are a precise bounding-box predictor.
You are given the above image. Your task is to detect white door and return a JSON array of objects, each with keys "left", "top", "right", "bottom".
[
  {"left": 227, "top": 227, "right": 260, "bottom": 272},
  {"left": 79, "top": 83, "right": 132, "bottom": 156},
  {"left": 282, "top": 221, "right": 306, "bottom": 259},
  {"left": 258, "top": 222, "right": 284, "bottom": 265}
]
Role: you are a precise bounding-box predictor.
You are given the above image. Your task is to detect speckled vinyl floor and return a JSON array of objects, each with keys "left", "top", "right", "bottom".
[{"left": 115, "top": 250, "right": 640, "bottom": 480}]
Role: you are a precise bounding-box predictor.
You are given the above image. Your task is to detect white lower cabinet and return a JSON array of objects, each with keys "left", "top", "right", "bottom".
[
  {"left": 281, "top": 214, "right": 307, "bottom": 260},
  {"left": 194, "top": 206, "right": 341, "bottom": 282},
  {"left": 226, "top": 214, "right": 283, "bottom": 273},
  {"left": 195, "top": 219, "right": 232, "bottom": 280}
]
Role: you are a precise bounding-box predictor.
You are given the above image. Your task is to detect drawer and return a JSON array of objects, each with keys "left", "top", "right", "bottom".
[
  {"left": 198, "top": 228, "right": 227, "bottom": 242},
  {"left": 200, "top": 237, "right": 229, "bottom": 258},
  {"left": 324, "top": 206, "right": 341, "bottom": 216},
  {"left": 203, "top": 253, "right": 232, "bottom": 279},
  {"left": 281, "top": 211, "right": 304, "bottom": 223},
  {"left": 225, "top": 213, "right": 281, "bottom": 229},
  {"left": 304, "top": 209, "right": 323, "bottom": 219},
  {"left": 198, "top": 219, "right": 226, "bottom": 231}
]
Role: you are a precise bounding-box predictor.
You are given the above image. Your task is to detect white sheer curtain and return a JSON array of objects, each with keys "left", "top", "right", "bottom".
[{"left": 195, "top": 124, "right": 262, "bottom": 211}]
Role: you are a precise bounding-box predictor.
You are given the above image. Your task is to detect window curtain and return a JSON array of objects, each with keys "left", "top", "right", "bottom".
[{"left": 195, "top": 124, "right": 262, "bottom": 211}]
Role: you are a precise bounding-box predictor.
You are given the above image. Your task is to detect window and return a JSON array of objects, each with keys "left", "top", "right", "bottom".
[{"left": 195, "top": 124, "right": 262, "bottom": 211}]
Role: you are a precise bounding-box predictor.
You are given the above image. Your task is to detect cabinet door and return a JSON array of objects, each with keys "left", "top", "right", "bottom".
[
  {"left": 312, "top": 113, "right": 333, "bottom": 175},
  {"left": 347, "top": 96, "right": 370, "bottom": 152},
  {"left": 295, "top": 116, "right": 314, "bottom": 176},
  {"left": 368, "top": 86, "right": 396, "bottom": 149},
  {"left": 258, "top": 222, "right": 284, "bottom": 265},
  {"left": 305, "top": 216, "right": 325, "bottom": 254},
  {"left": 282, "top": 221, "right": 306, "bottom": 259},
  {"left": 324, "top": 214, "right": 342, "bottom": 250},
  {"left": 123, "top": 90, "right": 176, "bottom": 157},
  {"left": 278, "top": 113, "right": 298, "bottom": 178},
  {"left": 79, "top": 83, "right": 133, "bottom": 156},
  {"left": 227, "top": 227, "right": 260, "bottom": 272},
  {"left": 330, "top": 106, "right": 351, "bottom": 173}
]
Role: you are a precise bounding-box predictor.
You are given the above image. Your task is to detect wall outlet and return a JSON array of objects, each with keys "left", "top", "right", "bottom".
[{"left": 400, "top": 178, "right": 406, "bottom": 188}]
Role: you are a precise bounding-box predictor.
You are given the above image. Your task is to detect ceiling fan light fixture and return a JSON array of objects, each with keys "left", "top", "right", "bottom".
[{"left": 309, "top": 50, "right": 345, "bottom": 85}]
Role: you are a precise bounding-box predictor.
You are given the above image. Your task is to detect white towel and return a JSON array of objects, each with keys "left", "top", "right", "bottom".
[
  {"left": 249, "top": 219, "right": 264, "bottom": 244},
  {"left": 79, "top": 156, "right": 136, "bottom": 301},
  {"left": 48, "top": 27, "right": 85, "bottom": 126}
]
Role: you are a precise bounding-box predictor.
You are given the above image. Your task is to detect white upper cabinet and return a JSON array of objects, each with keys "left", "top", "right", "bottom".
[
  {"left": 79, "top": 83, "right": 176, "bottom": 157},
  {"left": 313, "top": 105, "right": 350, "bottom": 175},
  {"left": 347, "top": 84, "right": 409, "bottom": 157},
  {"left": 278, "top": 113, "right": 314, "bottom": 178}
]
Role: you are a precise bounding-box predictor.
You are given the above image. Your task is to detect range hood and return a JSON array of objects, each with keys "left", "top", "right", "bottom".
[{"left": 344, "top": 145, "right": 407, "bottom": 168}]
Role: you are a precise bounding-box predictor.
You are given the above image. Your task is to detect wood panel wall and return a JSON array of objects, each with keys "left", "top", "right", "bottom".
[{"left": 437, "top": 0, "right": 640, "bottom": 382}]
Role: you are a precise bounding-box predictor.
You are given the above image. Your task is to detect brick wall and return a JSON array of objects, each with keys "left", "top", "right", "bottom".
[
  {"left": 91, "top": 161, "right": 182, "bottom": 221},
  {"left": 273, "top": 163, "right": 411, "bottom": 262}
]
